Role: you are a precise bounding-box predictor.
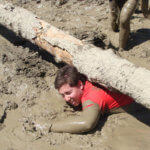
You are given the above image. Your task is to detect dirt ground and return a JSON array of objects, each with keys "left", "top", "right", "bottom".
[{"left": 0, "top": 0, "right": 150, "bottom": 150}]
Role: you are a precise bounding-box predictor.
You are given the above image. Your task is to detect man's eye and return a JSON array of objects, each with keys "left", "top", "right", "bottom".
[{"left": 65, "top": 91, "right": 71, "bottom": 95}]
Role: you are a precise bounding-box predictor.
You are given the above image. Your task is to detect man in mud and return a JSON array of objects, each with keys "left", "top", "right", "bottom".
[
  {"left": 109, "top": 0, "right": 149, "bottom": 51},
  {"left": 50, "top": 65, "right": 137, "bottom": 133}
]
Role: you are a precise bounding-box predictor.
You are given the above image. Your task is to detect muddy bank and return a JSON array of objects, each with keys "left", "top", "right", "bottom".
[{"left": 0, "top": 0, "right": 150, "bottom": 150}]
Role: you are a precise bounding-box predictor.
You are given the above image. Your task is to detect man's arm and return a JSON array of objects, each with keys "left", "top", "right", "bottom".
[{"left": 51, "top": 100, "right": 101, "bottom": 133}]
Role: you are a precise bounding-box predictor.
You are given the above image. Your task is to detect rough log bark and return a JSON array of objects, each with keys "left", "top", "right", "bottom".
[{"left": 0, "top": 2, "right": 150, "bottom": 109}]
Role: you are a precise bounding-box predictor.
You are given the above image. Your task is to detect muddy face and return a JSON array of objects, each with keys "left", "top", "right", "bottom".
[{"left": 58, "top": 82, "right": 83, "bottom": 106}]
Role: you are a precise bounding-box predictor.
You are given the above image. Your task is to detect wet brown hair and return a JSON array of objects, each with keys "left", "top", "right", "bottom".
[{"left": 54, "top": 65, "right": 87, "bottom": 89}]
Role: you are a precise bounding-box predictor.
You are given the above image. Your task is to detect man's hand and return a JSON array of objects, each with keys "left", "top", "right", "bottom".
[{"left": 34, "top": 123, "right": 52, "bottom": 135}]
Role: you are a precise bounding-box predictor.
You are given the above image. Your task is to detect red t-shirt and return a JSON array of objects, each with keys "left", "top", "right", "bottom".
[{"left": 81, "top": 81, "right": 133, "bottom": 112}]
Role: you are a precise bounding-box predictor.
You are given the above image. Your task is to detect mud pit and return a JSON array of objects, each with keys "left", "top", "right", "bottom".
[{"left": 0, "top": 0, "right": 150, "bottom": 150}]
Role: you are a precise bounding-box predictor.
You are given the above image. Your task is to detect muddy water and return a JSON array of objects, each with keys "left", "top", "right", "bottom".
[
  {"left": 0, "top": 0, "right": 150, "bottom": 150},
  {"left": 102, "top": 112, "right": 150, "bottom": 150}
]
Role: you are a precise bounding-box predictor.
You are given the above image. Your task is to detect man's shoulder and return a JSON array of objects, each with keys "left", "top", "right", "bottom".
[{"left": 82, "top": 83, "right": 104, "bottom": 102}]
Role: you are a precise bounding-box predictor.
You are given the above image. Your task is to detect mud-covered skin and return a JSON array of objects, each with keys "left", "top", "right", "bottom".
[
  {"left": 109, "top": 0, "right": 118, "bottom": 32},
  {"left": 141, "top": 0, "right": 150, "bottom": 18},
  {"left": 50, "top": 100, "right": 142, "bottom": 133},
  {"left": 109, "top": 0, "right": 126, "bottom": 32},
  {"left": 51, "top": 100, "right": 100, "bottom": 133},
  {"left": 119, "top": 0, "right": 139, "bottom": 50},
  {"left": 109, "top": 0, "right": 139, "bottom": 50}
]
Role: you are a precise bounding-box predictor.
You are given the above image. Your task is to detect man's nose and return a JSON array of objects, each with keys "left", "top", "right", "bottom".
[{"left": 65, "top": 95, "right": 70, "bottom": 102}]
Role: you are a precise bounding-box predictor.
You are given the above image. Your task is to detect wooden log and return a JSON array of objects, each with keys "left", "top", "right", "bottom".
[{"left": 0, "top": 2, "right": 150, "bottom": 109}]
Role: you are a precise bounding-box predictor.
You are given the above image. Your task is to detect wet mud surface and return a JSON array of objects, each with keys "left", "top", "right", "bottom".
[{"left": 0, "top": 0, "right": 150, "bottom": 150}]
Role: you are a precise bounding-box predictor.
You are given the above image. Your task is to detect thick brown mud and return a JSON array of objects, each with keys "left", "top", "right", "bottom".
[{"left": 0, "top": 0, "right": 150, "bottom": 150}]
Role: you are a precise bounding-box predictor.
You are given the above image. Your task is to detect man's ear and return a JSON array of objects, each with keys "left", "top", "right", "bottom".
[{"left": 78, "top": 80, "right": 83, "bottom": 90}]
